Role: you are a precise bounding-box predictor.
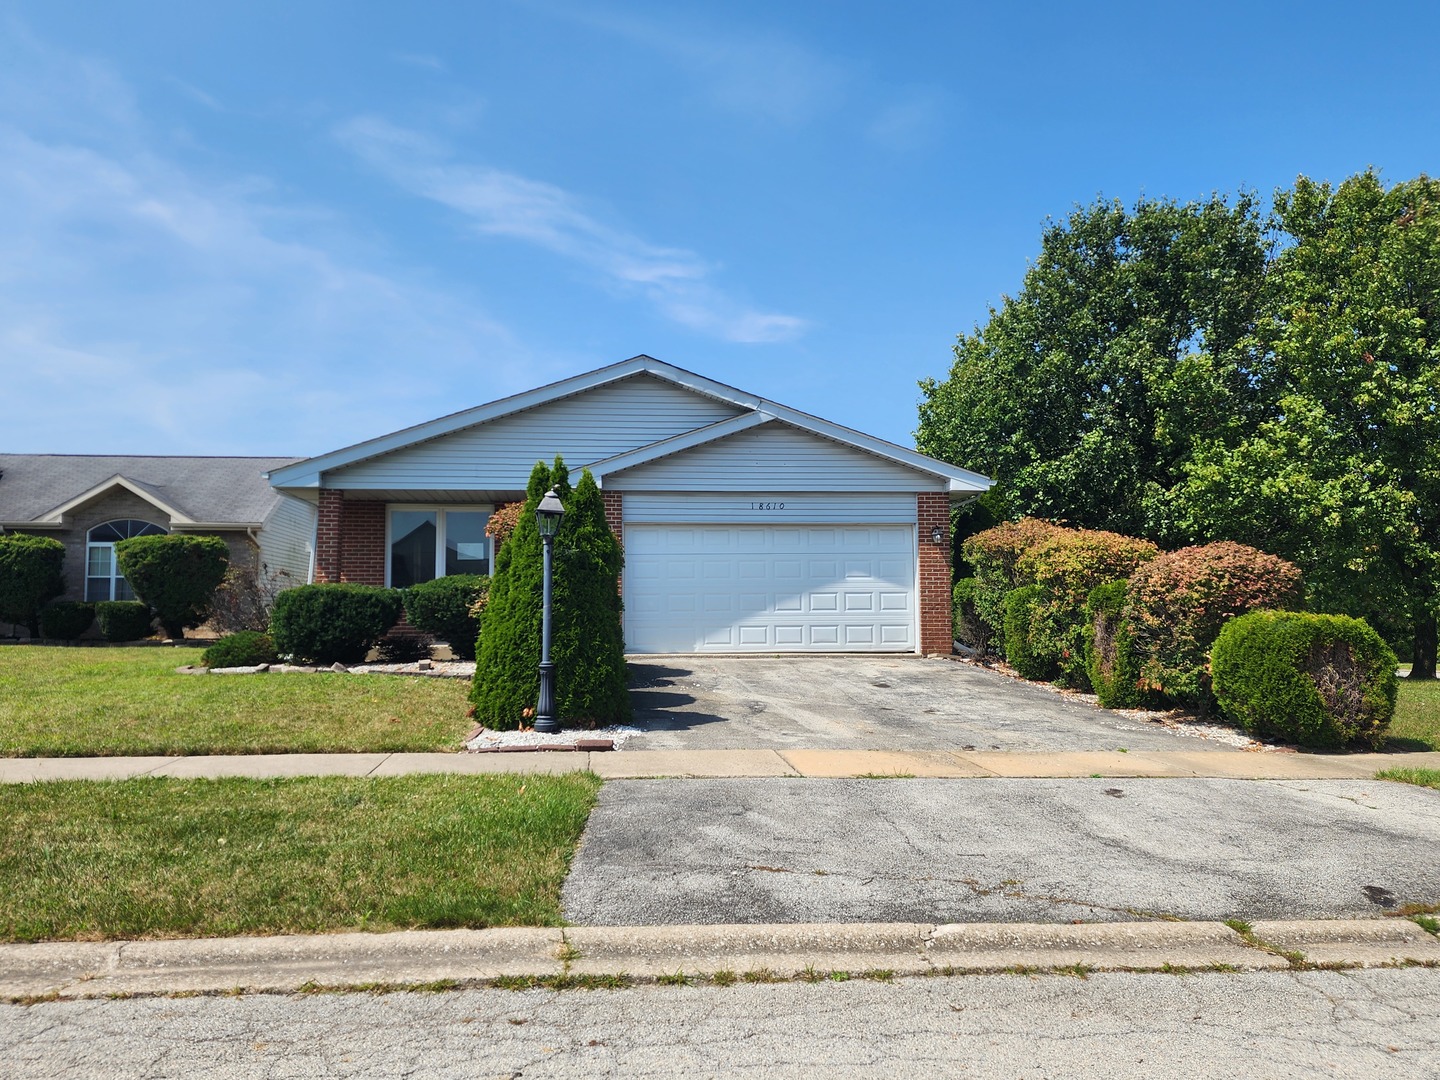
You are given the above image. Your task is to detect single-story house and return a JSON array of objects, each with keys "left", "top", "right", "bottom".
[
  {"left": 268, "top": 356, "right": 991, "bottom": 654},
  {"left": 0, "top": 455, "right": 316, "bottom": 614}
]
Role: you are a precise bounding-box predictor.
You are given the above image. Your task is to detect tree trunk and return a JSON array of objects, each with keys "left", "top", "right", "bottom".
[{"left": 1410, "top": 613, "right": 1438, "bottom": 680}]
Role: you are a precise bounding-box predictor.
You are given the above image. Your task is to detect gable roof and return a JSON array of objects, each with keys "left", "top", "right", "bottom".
[
  {"left": 0, "top": 455, "right": 301, "bottom": 528},
  {"left": 267, "top": 355, "right": 992, "bottom": 495}
]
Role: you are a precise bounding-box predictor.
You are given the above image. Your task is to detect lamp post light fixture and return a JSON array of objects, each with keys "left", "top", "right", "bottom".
[{"left": 533, "top": 488, "right": 565, "bottom": 734}]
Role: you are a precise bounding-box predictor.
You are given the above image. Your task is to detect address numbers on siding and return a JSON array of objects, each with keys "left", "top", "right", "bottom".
[{"left": 749, "top": 501, "right": 786, "bottom": 511}]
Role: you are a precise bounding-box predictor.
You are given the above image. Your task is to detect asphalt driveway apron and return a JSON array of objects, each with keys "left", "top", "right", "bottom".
[{"left": 562, "top": 776, "right": 1440, "bottom": 926}]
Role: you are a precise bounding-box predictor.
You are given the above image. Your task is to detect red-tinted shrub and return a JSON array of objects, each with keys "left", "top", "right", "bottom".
[
  {"left": 1125, "top": 541, "right": 1304, "bottom": 707},
  {"left": 961, "top": 518, "right": 1066, "bottom": 632}
]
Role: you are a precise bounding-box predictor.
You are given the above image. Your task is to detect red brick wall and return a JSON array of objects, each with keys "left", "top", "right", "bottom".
[
  {"left": 602, "top": 490, "right": 623, "bottom": 538},
  {"left": 313, "top": 492, "right": 386, "bottom": 586},
  {"left": 917, "top": 492, "right": 953, "bottom": 655},
  {"left": 314, "top": 491, "right": 343, "bottom": 583},
  {"left": 339, "top": 499, "right": 386, "bottom": 586}
]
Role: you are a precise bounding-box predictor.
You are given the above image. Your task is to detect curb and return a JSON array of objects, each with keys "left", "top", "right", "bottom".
[{"left": 6, "top": 920, "right": 1438, "bottom": 1000}]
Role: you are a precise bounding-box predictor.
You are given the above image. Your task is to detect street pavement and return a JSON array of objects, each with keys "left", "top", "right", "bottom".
[{"left": 6, "top": 968, "right": 1439, "bottom": 1078}]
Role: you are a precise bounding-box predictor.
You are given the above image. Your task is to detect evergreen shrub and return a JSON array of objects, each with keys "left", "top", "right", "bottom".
[
  {"left": 269, "top": 584, "right": 403, "bottom": 665},
  {"left": 96, "top": 601, "right": 154, "bottom": 642},
  {"left": 39, "top": 601, "right": 95, "bottom": 641},
  {"left": 1211, "top": 611, "right": 1397, "bottom": 749},
  {"left": 202, "top": 631, "right": 277, "bottom": 668},
  {"left": 952, "top": 577, "right": 994, "bottom": 655},
  {"left": 114, "top": 534, "right": 230, "bottom": 638},
  {"left": 961, "top": 518, "right": 1065, "bottom": 633},
  {"left": 1084, "top": 581, "right": 1141, "bottom": 708},
  {"left": 0, "top": 533, "right": 65, "bottom": 637},
  {"left": 470, "top": 459, "right": 630, "bottom": 730},
  {"left": 1003, "top": 584, "right": 1055, "bottom": 681},
  {"left": 1125, "top": 541, "right": 1304, "bottom": 708},
  {"left": 402, "top": 575, "right": 489, "bottom": 660},
  {"left": 1017, "top": 528, "right": 1159, "bottom": 688}
]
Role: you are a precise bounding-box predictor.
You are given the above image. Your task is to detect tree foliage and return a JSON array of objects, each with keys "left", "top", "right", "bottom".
[
  {"left": 0, "top": 533, "right": 66, "bottom": 637},
  {"left": 923, "top": 171, "right": 1440, "bottom": 677},
  {"left": 470, "top": 458, "right": 629, "bottom": 730},
  {"left": 114, "top": 534, "right": 230, "bottom": 638},
  {"left": 919, "top": 193, "right": 1270, "bottom": 542}
]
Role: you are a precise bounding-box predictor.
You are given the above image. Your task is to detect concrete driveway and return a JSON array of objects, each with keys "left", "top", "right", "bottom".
[
  {"left": 562, "top": 776, "right": 1440, "bottom": 925},
  {"left": 625, "top": 655, "right": 1228, "bottom": 752}
]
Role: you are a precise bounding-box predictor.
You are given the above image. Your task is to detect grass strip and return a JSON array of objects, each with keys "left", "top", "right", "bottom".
[
  {"left": 1375, "top": 767, "right": 1440, "bottom": 791},
  {"left": 0, "top": 772, "right": 600, "bottom": 942},
  {"left": 0, "top": 646, "right": 472, "bottom": 756},
  {"left": 1389, "top": 680, "right": 1440, "bottom": 752}
]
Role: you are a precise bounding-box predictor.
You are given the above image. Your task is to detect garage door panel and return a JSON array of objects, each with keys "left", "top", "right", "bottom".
[{"left": 625, "top": 522, "right": 915, "bottom": 653}]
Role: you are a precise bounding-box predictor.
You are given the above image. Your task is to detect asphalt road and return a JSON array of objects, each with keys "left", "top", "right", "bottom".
[
  {"left": 562, "top": 777, "right": 1440, "bottom": 925},
  {"left": 7, "top": 969, "right": 1438, "bottom": 1078},
  {"left": 625, "top": 655, "right": 1234, "bottom": 752}
]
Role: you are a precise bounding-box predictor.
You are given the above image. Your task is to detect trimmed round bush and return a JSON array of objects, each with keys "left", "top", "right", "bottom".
[
  {"left": 1084, "top": 581, "right": 1142, "bottom": 709},
  {"left": 95, "top": 601, "right": 154, "bottom": 642},
  {"left": 1125, "top": 541, "right": 1304, "bottom": 708},
  {"left": 202, "top": 631, "right": 277, "bottom": 668},
  {"left": 0, "top": 533, "right": 65, "bottom": 637},
  {"left": 40, "top": 601, "right": 95, "bottom": 641},
  {"left": 402, "top": 575, "right": 489, "bottom": 660},
  {"left": 1016, "top": 528, "right": 1159, "bottom": 688},
  {"left": 952, "top": 577, "right": 994, "bottom": 655},
  {"left": 961, "top": 518, "right": 1066, "bottom": 632},
  {"left": 114, "top": 534, "right": 230, "bottom": 639},
  {"left": 1211, "top": 611, "right": 1397, "bottom": 749},
  {"left": 1003, "top": 584, "right": 1055, "bottom": 681},
  {"left": 270, "top": 584, "right": 403, "bottom": 665}
]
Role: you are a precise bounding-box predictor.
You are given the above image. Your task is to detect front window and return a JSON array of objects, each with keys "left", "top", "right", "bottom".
[
  {"left": 388, "top": 508, "right": 491, "bottom": 587},
  {"left": 86, "top": 519, "right": 166, "bottom": 601}
]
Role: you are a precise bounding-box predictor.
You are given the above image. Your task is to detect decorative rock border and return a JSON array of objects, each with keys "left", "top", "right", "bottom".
[{"left": 175, "top": 660, "right": 474, "bottom": 679}]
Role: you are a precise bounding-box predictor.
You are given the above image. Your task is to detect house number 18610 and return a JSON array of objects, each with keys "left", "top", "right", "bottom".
[{"left": 750, "top": 501, "right": 786, "bottom": 510}]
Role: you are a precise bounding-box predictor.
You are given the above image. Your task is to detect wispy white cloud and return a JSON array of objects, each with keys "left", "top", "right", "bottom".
[
  {"left": 395, "top": 52, "right": 448, "bottom": 72},
  {"left": 0, "top": 31, "right": 536, "bottom": 454},
  {"left": 336, "top": 116, "right": 807, "bottom": 344},
  {"left": 537, "top": 4, "right": 848, "bottom": 126}
]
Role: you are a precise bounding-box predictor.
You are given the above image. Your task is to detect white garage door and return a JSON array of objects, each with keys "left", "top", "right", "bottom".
[{"left": 624, "top": 524, "right": 916, "bottom": 653}]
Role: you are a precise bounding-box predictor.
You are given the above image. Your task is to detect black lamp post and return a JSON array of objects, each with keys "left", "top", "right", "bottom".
[{"left": 533, "top": 488, "right": 565, "bottom": 734}]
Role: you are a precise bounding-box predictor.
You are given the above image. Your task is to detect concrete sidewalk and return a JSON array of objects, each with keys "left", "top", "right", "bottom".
[
  {"left": 3, "top": 748, "right": 1439, "bottom": 783},
  {"left": 6, "top": 919, "right": 1439, "bottom": 1000}
]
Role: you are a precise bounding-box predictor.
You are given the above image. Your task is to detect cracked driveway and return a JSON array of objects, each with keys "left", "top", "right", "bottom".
[
  {"left": 562, "top": 777, "right": 1440, "bottom": 925},
  {"left": 625, "top": 655, "right": 1227, "bottom": 751}
]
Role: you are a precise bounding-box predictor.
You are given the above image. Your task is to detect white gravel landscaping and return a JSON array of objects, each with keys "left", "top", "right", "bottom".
[{"left": 465, "top": 725, "right": 644, "bottom": 751}]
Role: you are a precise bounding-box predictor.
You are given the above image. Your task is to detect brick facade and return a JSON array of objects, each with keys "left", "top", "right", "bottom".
[
  {"left": 602, "top": 490, "right": 623, "bottom": 538},
  {"left": 917, "top": 492, "right": 953, "bottom": 655},
  {"left": 314, "top": 491, "right": 386, "bottom": 586}
]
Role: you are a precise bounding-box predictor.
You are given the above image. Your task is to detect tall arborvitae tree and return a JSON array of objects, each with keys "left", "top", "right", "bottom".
[
  {"left": 551, "top": 470, "right": 630, "bottom": 725},
  {"left": 470, "top": 457, "right": 629, "bottom": 727}
]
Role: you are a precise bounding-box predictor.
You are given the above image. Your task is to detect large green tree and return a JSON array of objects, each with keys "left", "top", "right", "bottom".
[
  {"left": 922, "top": 171, "right": 1440, "bottom": 678},
  {"left": 1180, "top": 172, "right": 1440, "bottom": 678},
  {"left": 918, "top": 193, "right": 1270, "bottom": 545}
]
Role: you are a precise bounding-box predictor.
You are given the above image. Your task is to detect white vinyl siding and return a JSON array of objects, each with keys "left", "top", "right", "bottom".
[
  {"left": 624, "top": 524, "right": 916, "bottom": 653},
  {"left": 610, "top": 422, "right": 945, "bottom": 493},
  {"left": 623, "top": 492, "right": 918, "bottom": 524},
  {"left": 257, "top": 494, "right": 316, "bottom": 584},
  {"left": 325, "top": 375, "right": 742, "bottom": 491}
]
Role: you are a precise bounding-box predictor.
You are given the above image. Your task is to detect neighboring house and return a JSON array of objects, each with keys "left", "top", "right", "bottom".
[
  {"left": 0, "top": 455, "right": 316, "bottom": 617},
  {"left": 268, "top": 356, "right": 991, "bottom": 654}
]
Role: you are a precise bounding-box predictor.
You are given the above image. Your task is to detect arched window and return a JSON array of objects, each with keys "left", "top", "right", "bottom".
[{"left": 86, "top": 519, "right": 166, "bottom": 602}]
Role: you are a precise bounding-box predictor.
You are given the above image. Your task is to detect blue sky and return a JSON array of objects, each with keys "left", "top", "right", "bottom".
[{"left": 2, "top": 1, "right": 1437, "bottom": 458}]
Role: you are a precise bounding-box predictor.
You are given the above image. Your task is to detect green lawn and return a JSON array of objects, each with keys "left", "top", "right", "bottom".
[
  {"left": 1376, "top": 767, "right": 1440, "bottom": 791},
  {"left": 1390, "top": 679, "right": 1440, "bottom": 752},
  {"left": 0, "top": 773, "right": 600, "bottom": 942},
  {"left": 0, "top": 646, "right": 473, "bottom": 756}
]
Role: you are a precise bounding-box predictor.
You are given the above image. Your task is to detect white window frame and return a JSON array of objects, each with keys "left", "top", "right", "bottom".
[
  {"left": 85, "top": 519, "right": 167, "bottom": 602},
  {"left": 384, "top": 504, "right": 493, "bottom": 588}
]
